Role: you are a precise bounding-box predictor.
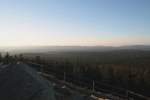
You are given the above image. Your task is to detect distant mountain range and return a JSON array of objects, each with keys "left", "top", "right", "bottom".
[{"left": 0, "top": 45, "right": 150, "bottom": 53}]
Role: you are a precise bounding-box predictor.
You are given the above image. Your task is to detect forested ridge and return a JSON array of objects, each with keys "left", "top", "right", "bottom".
[
  {"left": 22, "top": 50, "right": 150, "bottom": 97},
  {"left": 1, "top": 50, "right": 150, "bottom": 97}
]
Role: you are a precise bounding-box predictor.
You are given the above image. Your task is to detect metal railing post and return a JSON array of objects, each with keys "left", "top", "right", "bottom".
[
  {"left": 64, "top": 72, "right": 66, "bottom": 82},
  {"left": 92, "top": 80, "right": 95, "bottom": 92}
]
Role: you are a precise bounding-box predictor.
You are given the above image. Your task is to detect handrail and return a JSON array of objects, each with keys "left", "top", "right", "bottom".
[{"left": 26, "top": 61, "right": 150, "bottom": 100}]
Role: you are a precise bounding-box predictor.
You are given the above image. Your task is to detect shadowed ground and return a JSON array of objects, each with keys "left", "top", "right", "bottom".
[{"left": 0, "top": 63, "right": 55, "bottom": 100}]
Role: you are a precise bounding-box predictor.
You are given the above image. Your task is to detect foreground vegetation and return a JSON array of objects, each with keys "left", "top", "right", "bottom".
[{"left": 1, "top": 50, "right": 150, "bottom": 97}]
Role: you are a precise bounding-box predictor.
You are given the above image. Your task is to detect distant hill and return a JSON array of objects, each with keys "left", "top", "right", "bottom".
[
  {"left": 0, "top": 45, "right": 150, "bottom": 53},
  {"left": 119, "top": 45, "right": 150, "bottom": 50}
]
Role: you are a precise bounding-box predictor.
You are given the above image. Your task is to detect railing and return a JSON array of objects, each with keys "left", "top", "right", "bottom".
[{"left": 26, "top": 62, "right": 150, "bottom": 100}]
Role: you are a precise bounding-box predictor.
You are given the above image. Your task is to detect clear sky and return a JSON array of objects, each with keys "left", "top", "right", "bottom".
[{"left": 0, "top": 0, "right": 150, "bottom": 46}]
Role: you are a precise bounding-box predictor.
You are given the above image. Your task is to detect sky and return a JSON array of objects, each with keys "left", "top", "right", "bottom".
[{"left": 0, "top": 0, "right": 150, "bottom": 46}]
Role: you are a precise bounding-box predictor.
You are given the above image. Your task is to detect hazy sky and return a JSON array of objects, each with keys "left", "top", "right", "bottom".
[{"left": 0, "top": 0, "right": 150, "bottom": 46}]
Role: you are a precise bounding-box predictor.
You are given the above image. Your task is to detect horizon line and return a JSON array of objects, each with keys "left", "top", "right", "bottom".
[{"left": 0, "top": 44, "right": 150, "bottom": 48}]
